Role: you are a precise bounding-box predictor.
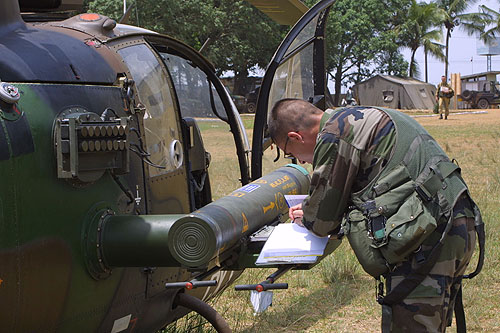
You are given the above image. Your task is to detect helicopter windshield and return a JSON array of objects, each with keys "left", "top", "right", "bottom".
[{"left": 118, "top": 44, "right": 182, "bottom": 176}]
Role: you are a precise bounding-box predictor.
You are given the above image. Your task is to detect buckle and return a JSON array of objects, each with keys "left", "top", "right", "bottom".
[{"left": 415, "top": 185, "right": 432, "bottom": 202}]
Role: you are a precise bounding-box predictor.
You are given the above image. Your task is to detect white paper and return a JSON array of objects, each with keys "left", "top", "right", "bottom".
[
  {"left": 255, "top": 223, "right": 328, "bottom": 265},
  {"left": 250, "top": 290, "right": 273, "bottom": 313},
  {"left": 284, "top": 194, "right": 308, "bottom": 208}
]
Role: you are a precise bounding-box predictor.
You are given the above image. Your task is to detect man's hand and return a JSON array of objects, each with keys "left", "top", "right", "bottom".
[{"left": 289, "top": 203, "right": 304, "bottom": 227}]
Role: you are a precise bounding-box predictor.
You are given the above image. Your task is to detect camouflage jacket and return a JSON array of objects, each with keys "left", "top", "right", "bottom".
[
  {"left": 436, "top": 81, "right": 453, "bottom": 98},
  {"left": 302, "top": 107, "right": 396, "bottom": 237}
]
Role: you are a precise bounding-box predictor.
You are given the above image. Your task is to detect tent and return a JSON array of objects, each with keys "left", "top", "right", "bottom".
[{"left": 353, "top": 75, "right": 437, "bottom": 110}]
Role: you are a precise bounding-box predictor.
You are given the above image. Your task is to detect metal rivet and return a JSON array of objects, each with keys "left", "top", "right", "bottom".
[
  {"left": 391, "top": 223, "right": 395, "bottom": 228},
  {"left": 410, "top": 215, "right": 414, "bottom": 220},
  {"left": 377, "top": 206, "right": 384, "bottom": 214}
]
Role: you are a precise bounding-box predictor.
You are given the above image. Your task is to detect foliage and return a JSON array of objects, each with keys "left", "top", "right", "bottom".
[
  {"left": 86, "top": 0, "right": 287, "bottom": 95},
  {"left": 434, "top": 0, "right": 487, "bottom": 78},
  {"left": 304, "top": 0, "right": 410, "bottom": 105},
  {"left": 478, "top": 4, "right": 500, "bottom": 43},
  {"left": 85, "top": 0, "right": 492, "bottom": 102},
  {"left": 398, "top": 0, "right": 445, "bottom": 80}
]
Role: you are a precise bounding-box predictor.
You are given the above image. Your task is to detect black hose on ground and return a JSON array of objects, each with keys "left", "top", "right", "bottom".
[{"left": 174, "top": 293, "right": 232, "bottom": 333}]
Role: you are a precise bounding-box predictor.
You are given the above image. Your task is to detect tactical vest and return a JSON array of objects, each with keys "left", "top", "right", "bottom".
[{"left": 342, "top": 107, "right": 469, "bottom": 277}]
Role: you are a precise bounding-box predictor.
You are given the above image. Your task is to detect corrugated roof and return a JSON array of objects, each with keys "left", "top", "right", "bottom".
[{"left": 460, "top": 71, "right": 500, "bottom": 80}]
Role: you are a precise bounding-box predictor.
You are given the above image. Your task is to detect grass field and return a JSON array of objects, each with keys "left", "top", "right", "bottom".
[{"left": 171, "top": 110, "right": 500, "bottom": 332}]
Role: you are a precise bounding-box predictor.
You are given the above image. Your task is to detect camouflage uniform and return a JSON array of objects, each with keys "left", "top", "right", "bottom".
[
  {"left": 436, "top": 82, "right": 453, "bottom": 119},
  {"left": 301, "top": 106, "right": 476, "bottom": 332}
]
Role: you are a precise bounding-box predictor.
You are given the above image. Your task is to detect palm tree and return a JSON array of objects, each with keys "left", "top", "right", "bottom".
[
  {"left": 435, "top": 0, "right": 487, "bottom": 78},
  {"left": 478, "top": 4, "right": 500, "bottom": 42},
  {"left": 402, "top": 1, "right": 445, "bottom": 81}
]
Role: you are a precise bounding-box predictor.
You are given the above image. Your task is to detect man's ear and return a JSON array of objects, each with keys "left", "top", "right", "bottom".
[{"left": 288, "top": 131, "right": 303, "bottom": 143}]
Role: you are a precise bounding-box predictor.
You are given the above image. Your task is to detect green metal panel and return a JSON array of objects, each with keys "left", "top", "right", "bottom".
[{"left": 0, "top": 84, "right": 131, "bottom": 332}]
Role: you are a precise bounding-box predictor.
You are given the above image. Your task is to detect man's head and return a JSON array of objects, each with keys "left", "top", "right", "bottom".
[
  {"left": 441, "top": 75, "right": 447, "bottom": 83},
  {"left": 268, "top": 98, "right": 323, "bottom": 164}
]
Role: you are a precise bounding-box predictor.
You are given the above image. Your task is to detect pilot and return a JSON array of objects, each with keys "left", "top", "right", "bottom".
[
  {"left": 268, "top": 98, "right": 482, "bottom": 332},
  {"left": 436, "top": 75, "right": 454, "bottom": 120}
]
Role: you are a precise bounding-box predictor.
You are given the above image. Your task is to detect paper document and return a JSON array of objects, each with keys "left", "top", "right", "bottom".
[
  {"left": 284, "top": 194, "right": 308, "bottom": 208},
  {"left": 255, "top": 223, "right": 328, "bottom": 265}
]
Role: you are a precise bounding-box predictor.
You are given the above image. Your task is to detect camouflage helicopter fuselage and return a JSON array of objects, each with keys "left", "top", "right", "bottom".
[{"left": 0, "top": 1, "right": 315, "bottom": 332}]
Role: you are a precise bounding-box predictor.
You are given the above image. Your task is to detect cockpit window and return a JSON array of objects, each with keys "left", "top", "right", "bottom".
[
  {"left": 118, "top": 44, "right": 182, "bottom": 176},
  {"left": 160, "top": 52, "right": 228, "bottom": 120}
]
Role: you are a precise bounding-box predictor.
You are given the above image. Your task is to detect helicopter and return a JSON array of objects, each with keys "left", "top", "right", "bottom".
[{"left": 0, "top": 0, "right": 339, "bottom": 332}]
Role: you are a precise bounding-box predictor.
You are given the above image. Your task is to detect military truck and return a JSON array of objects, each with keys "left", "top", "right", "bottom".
[
  {"left": 460, "top": 72, "right": 500, "bottom": 109},
  {"left": 460, "top": 81, "right": 500, "bottom": 109}
]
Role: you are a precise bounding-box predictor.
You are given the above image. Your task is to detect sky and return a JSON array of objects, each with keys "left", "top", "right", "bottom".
[{"left": 406, "top": 0, "right": 500, "bottom": 86}]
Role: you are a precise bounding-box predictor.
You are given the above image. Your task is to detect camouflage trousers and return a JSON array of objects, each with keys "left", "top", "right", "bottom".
[
  {"left": 387, "top": 196, "right": 476, "bottom": 332},
  {"left": 438, "top": 97, "right": 450, "bottom": 117}
]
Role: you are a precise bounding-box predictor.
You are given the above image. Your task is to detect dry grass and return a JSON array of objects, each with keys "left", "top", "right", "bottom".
[{"left": 173, "top": 109, "right": 500, "bottom": 332}]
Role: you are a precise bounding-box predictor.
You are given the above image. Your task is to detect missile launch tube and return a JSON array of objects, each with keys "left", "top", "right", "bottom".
[{"left": 100, "top": 164, "right": 310, "bottom": 268}]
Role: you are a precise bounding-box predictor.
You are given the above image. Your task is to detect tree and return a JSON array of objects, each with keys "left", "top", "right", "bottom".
[
  {"left": 399, "top": 0, "right": 445, "bottom": 81},
  {"left": 304, "top": 0, "right": 410, "bottom": 105},
  {"left": 435, "top": 0, "right": 487, "bottom": 78},
  {"left": 477, "top": 4, "right": 500, "bottom": 44},
  {"left": 87, "top": 0, "right": 287, "bottom": 95}
]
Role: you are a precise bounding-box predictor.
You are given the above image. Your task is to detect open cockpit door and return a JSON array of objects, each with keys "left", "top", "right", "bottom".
[{"left": 251, "top": 0, "right": 334, "bottom": 179}]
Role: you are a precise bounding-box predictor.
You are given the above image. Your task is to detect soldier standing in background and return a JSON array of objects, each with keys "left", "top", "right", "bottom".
[
  {"left": 268, "top": 99, "right": 483, "bottom": 332},
  {"left": 436, "top": 75, "right": 454, "bottom": 120}
]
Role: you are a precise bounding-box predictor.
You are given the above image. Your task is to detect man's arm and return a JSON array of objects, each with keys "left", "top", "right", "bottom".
[{"left": 301, "top": 132, "right": 360, "bottom": 237}]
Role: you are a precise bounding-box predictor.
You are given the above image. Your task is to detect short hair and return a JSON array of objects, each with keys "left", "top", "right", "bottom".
[{"left": 268, "top": 98, "right": 323, "bottom": 144}]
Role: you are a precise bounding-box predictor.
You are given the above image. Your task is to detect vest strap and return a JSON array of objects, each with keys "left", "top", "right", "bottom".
[
  {"left": 464, "top": 204, "right": 485, "bottom": 279},
  {"left": 416, "top": 161, "right": 460, "bottom": 202},
  {"left": 454, "top": 285, "right": 466, "bottom": 333}
]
